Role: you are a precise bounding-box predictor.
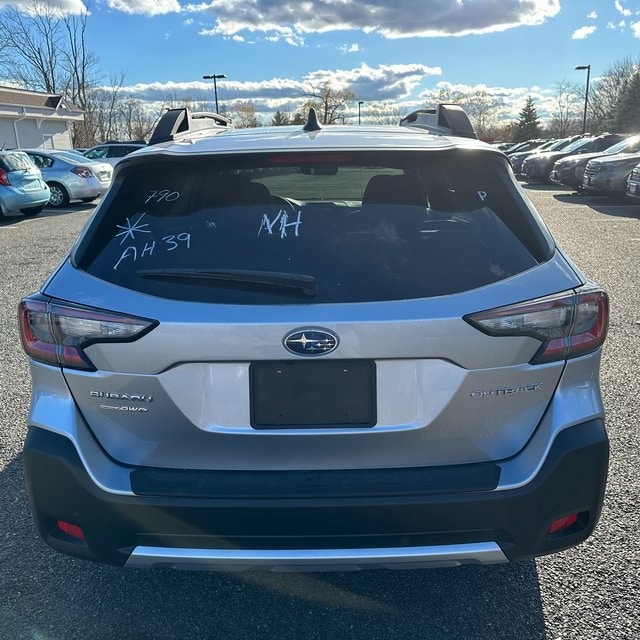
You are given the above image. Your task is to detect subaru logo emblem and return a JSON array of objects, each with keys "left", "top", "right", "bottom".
[{"left": 283, "top": 328, "right": 339, "bottom": 356}]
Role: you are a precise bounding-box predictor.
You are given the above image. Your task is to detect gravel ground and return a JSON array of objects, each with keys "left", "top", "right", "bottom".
[{"left": 0, "top": 188, "right": 638, "bottom": 640}]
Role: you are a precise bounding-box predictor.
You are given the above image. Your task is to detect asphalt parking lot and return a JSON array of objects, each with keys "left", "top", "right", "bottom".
[{"left": 0, "top": 185, "right": 638, "bottom": 640}]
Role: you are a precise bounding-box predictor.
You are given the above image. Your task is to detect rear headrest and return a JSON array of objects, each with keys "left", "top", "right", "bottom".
[{"left": 362, "top": 174, "right": 425, "bottom": 207}]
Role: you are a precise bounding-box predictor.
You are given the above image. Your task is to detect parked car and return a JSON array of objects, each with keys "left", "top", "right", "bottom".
[
  {"left": 19, "top": 105, "right": 609, "bottom": 572},
  {"left": 504, "top": 139, "right": 549, "bottom": 156},
  {"left": 522, "top": 134, "right": 625, "bottom": 183},
  {"left": 511, "top": 137, "right": 582, "bottom": 177},
  {"left": 581, "top": 145, "right": 640, "bottom": 197},
  {"left": 0, "top": 149, "right": 50, "bottom": 217},
  {"left": 625, "top": 162, "right": 640, "bottom": 201},
  {"left": 550, "top": 133, "right": 640, "bottom": 190},
  {"left": 83, "top": 141, "right": 147, "bottom": 167},
  {"left": 508, "top": 139, "right": 559, "bottom": 175},
  {"left": 24, "top": 149, "right": 113, "bottom": 208}
]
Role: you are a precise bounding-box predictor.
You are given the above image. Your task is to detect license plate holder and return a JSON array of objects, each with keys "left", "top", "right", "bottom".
[{"left": 250, "top": 360, "right": 376, "bottom": 429}]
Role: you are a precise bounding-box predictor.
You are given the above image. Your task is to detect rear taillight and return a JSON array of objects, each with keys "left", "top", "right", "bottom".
[
  {"left": 464, "top": 286, "right": 608, "bottom": 364},
  {"left": 0, "top": 168, "right": 11, "bottom": 186},
  {"left": 18, "top": 295, "right": 157, "bottom": 371},
  {"left": 71, "top": 166, "right": 93, "bottom": 179}
]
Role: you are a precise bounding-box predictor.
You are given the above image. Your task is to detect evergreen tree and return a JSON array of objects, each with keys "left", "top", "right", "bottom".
[
  {"left": 270, "top": 110, "right": 290, "bottom": 126},
  {"left": 613, "top": 69, "right": 640, "bottom": 133},
  {"left": 514, "top": 96, "right": 541, "bottom": 142}
]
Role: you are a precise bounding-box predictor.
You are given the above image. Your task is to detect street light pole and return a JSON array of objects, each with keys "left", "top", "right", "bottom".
[
  {"left": 575, "top": 65, "right": 591, "bottom": 135},
  {"left": 358, "top": 101, "right": 364, "bottom": 125},
  {"left": 202, "top": 74, "right": 226, "bottom": 113}
]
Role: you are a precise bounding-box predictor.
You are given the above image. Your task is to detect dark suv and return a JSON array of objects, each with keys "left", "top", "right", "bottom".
[{"left": 18, "top": 106, "right": 609, "bottom": 571}]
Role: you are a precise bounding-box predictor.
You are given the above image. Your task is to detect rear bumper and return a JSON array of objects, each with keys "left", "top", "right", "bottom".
[
  {"left": 66, "top": 181, "right": 102, "bottom": 200},
  {"left": 0, "top": 188, "right": 50, "bottom": 213},
  {"left": 23, "top": 419, "right": 608, "bottom": 571}
]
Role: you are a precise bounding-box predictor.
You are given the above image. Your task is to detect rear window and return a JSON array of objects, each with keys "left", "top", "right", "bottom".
[
  {"left": 75, "top": 150, "right": 550, "bottom": 304},
  {"left": 0, "top": 151, "right": 35, "bottom": 172}
]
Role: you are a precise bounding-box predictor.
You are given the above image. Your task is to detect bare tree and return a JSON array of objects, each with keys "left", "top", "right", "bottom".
[
  {"left": 86, "top": 71, "right": 129, "bottom": 143},
  {"left": 546, "top": 80, "right": 583, "bottom": 137},
  {"left": 366, "top": 101, "right": 406, "bottom": 126},
  {"left": 160, "top": 92, "right": 207, "bottom": 112},
  {"left": 119, "top": 97, "right": 157, "bottom": 141},
  {"left": 0, "top": 0, "right": 65, "bottom": 92},
  {"left": 463, "top": 91, "right": 505, "bottom": 140},
  {"left": 0, "top": 0, "right": 102, "bottom": 146},
  {"left": 302, "top": 82, "right": 357, "bottom": 125},
  {"left": 231, "top": 101, "right": 262, "bottom": 128},
  {"left": 426, "top": 87, "right": 505, "bottom": 140}
]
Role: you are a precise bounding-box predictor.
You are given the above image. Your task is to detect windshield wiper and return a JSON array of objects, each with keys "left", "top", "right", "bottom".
[{"left": 138, "top": 268, "right": 318, "bottom": 296}]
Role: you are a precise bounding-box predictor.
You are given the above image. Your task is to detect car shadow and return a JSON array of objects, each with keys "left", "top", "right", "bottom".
[
  {"left": 0, "top": 452, "right": 548, "bottom": 639},
  {"left": 551, "top": 192, "right": 640, "bottom": 218},
  {"left": 0, "top": 202, "right": 96, "bottom": 226},
  {"left": 519, "top": 182, "right": 565, "bottom": 191}
]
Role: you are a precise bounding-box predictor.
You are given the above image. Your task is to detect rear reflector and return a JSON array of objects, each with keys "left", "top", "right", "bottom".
[
  {"left": 57, "top": 520, "right": 85, "bottom": 540},
  {"left": 547, "top": 513, "right": 579, "bottom": 535},
  {"left": 464, "top": 285, "right": 608, "bottom": 364}
]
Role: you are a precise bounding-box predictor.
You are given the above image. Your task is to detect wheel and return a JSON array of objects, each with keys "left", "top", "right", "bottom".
[
  {"left": 47, "top": 182, "right": 70, "bottom": 208},
  {"left": 21, "top": 205, "right": 44, "bottom": 217}
]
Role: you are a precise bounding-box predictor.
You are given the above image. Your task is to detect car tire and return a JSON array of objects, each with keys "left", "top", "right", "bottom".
[
  {"left": 21, "top": 205, "right": 44, "bottom": 217},
  {"left": 81, "top": 197, "right": 97, "bottom": 203},
  {"left": 47, "top": 183, "right": 70, "bottom": 208}
]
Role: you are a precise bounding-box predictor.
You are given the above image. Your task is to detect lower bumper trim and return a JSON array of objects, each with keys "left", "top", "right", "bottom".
[{"left": 124, "top": 542, "right": 507, "bottom": 572}]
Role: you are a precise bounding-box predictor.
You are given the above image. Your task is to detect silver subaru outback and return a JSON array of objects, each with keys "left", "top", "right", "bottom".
[{"left": 18, "top": 106, "right": 609, "bottom": 571}]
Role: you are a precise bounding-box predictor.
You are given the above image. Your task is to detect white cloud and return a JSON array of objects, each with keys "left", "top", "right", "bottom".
[
  {"left": 587, "top": 11, "right": 597, "bottom": 19},
  {"left": 303, "top": 63, "right": 441, "bottom": 100},
  {"left": 571, "top": 25, "right": 597, "bottom": 39},
  {"left": 107, "top": 0, "right": 181, "bottom": 17},
  {"left": 184, "top": 0, "right": 560, "bottom": 41},
  {"left": 339, "top": 43, "right": 361, "bottom": 53},
  {"left": 631, "top": 20, "right": 640, "bottom": 37},
  {"left": 420, "top": 81, "right": 573, "bottom": 122},
  {"left": 0, "top": 0, "right": 88, "bottom": 14},
  {"left": 113, "top": 63, "right": 442, "bottom": 113},
  {"left": 615, "top": 1, "right": 631, "bottom": 17}
]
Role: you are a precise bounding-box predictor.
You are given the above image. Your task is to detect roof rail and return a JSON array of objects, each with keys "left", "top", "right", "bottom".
[
  {"left": 399, "top": 104, "right": 477, "bottom": 139},
  {"left": 148, "top": 108, "right": 232, "bottom": 145}
]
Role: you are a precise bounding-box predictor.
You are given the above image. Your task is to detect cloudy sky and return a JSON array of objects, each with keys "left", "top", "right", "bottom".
[{"left": 3, "top": 0, "right": 640, "bottom": 121}]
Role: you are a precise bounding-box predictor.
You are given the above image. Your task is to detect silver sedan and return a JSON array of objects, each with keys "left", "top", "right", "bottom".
[{"left": 23, "top": 149, "right": 113, "bottom": 208}]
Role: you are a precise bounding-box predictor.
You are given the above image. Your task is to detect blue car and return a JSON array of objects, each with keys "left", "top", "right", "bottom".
[{"left": 0, "top": 150, "right": 50, "bottom": 217}]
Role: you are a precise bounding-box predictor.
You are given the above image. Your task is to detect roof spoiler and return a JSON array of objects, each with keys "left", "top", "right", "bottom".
[
  {"left": 399, "top": 104, "right": 477, "bottom": 139},
  {"left": 148, "top": 108, "right": 232, "bottom": 145}
]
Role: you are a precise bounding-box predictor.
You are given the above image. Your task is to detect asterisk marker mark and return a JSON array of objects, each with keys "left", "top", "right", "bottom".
[{"left": 116, "top": 213, "right": 151, "bottom": 244}]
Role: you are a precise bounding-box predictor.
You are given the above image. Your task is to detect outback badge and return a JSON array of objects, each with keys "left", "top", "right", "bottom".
[{"left": 283, "top": 328, "right": 338, "bottom": 356}]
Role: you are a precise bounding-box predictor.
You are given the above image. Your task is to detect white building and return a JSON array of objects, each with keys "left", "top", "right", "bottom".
[{"left": 0, "top": 86, "right": 84, "bottom": 150}]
